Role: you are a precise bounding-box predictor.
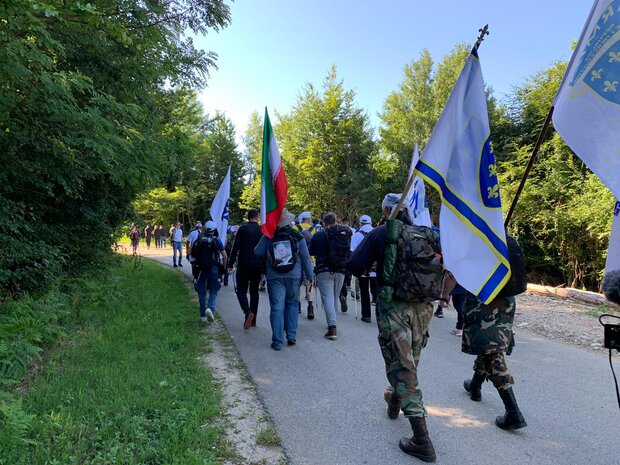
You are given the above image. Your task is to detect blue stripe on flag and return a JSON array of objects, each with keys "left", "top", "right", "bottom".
[
  {"left": 416, "top": 160, "right": 509, "bottom": 261},
  {"left": 477, "top": 263, "right": 510, "bottom": 302}
]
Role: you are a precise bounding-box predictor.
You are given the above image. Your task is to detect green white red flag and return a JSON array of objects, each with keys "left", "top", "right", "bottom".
[{"left": 260, "top": 108, "right": 288, "bottom": 238}]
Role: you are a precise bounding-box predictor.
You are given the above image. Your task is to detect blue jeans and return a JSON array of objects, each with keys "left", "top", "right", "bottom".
[
  {"left": 194, "top": 266, "right": 221, "bottom": 316},
  {"left": 267, "top": 278, "right": 301, "bottom": 347},
  {"left": 172, "top": 241, "right": 183, "bottom": 265}
]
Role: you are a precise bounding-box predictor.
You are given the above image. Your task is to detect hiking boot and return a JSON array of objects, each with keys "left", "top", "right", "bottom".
[
  {"left": 433, "top": 306, "right": 443, "bottom": 318},
  {"left": 383, "top": 386, "right": 400, "bottom": 419},
  {"left": 307, "top": 302, "right": 315, "bottom": 320},
  {"left": 324, "top": 326, "right": 337, "bottom": 340},
  {"left": 398, "top": 417, "right": 436, "bottom": 462},
  {"left": 463, "top": 372, "right": 485, "bottom": 401},
  {"left": 339, "top": 295, "right": 348, "bottom": 312},
  {"left": 243, "top": 312, "right": 254, "bottom": 330},
  {"left": 495, "top": 388, "right": 527, "bottom": 430}
]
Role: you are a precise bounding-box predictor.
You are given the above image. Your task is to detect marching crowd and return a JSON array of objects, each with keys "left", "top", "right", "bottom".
[{"left": 132, "top": 193, "right": 527, "bottom": 463}]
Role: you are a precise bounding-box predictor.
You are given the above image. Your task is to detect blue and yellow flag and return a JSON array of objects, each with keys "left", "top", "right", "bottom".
[{"left": 415, "top": 48, "right": 510, "bottom": 304}]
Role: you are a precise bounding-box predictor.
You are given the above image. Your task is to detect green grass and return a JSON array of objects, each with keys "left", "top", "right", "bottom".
[
  {"left": 1, "top": 256, "right": 228, "bottom": 465},
  {"left": 255, "top": 426, "right": 282, "bottom": 447}
]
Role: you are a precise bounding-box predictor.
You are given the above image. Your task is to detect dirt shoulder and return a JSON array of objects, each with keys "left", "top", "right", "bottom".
[{"left": 515, "top": 292, "right": 620, "bottom": 353}]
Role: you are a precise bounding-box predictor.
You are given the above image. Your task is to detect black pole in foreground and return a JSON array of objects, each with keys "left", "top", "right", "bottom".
[{"left": 504, "top": 106, "right": 555, "bottom": 228}]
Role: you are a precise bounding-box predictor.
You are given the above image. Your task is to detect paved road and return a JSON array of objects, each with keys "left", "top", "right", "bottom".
[{"left": 142, "top": 249, "right": 619, "bottom": 465}]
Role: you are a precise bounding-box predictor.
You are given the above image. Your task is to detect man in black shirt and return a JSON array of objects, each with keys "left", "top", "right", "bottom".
[{"left": 228, "top": 209, "right": 264, "bottom": 329}]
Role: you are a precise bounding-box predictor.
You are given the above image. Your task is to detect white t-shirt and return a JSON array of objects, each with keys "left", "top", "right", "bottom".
[
  {"left": 351, "top": 224, "right": 373, "bottom": 251},
  {"left": 172, "top": 227, "right": 183, "bottom": 242}
]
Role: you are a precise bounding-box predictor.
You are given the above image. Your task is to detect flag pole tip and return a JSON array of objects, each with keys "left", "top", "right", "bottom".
[{"left": 475, "top": 25, "right": 490, "bottom": 50}]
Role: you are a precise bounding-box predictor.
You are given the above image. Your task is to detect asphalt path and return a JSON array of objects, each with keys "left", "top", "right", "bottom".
[{"left": 141, "top": 248, "right": 619, "bottom": 465}]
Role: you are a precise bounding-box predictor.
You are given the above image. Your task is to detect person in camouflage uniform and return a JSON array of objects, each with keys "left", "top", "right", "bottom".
[
  {"left": 461, "top": 293, "right": 527, "bottom": 430},
  {"left": 347, "top": 193, "right": 437, "bottom": 463}
]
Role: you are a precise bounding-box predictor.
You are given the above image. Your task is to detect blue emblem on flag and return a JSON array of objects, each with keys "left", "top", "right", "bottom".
[
  {"left": 479, "top": 135, "right": 501, "bottom": 209},
  {"left": 614, "top": 200, "right": 620, "bottom": 216},
  {"left": 222, "top": 199, "right": 229, "bottom": 221},
  {"left": 570, "top": 1, "right": 620, "bottom": 105}
]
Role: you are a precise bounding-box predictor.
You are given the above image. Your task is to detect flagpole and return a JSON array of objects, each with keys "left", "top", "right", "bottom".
[{"left": 504, "top": 106, "right": 554, "bottom": 228}]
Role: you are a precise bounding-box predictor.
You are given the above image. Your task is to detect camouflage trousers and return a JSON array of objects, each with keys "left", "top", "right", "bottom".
[
  {"left": 376, "top": 298, "right": 433, "bottom": 418},
  {"left": 473, "top": 352, "right": 514, "bottom": 391}
]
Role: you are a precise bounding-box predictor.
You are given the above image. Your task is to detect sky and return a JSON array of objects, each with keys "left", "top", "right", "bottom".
[{"left": 193, "top": 0, "right": 593, "bottom": 145}]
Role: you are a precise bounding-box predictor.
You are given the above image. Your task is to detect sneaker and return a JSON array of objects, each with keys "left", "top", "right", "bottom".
[
  {"left": 361, "top": 317, "right": 371, "bottom": 323},
  {"left": 287, "top": 339, "right": 296, "bottom": 346},
  {"left": 324, "top": 325, "right": 337, "bottom": 340},
  {"left": 450, "top": 328, "right": 463, "bottom": 337},
  {"left": 243, "top": 312, "right": 254, "bottom": 330},
  {"left": 173, "top": 264, "right": 178, "bottom": 268},
  {"left": 307, "top": 302, "right": 314, "bottom": 320},
  {"left": 270, "top": 342, "right": 282, "bottom": 351},
  {"left": 434, "top": 306, "right": 444, "bottom": 318},
  {"left": 339, "top": 295, "right": 348, "bottom": 313},
  {"left": 200, "top": 316, "right": 208, "bottom": 323},
  {"left": 178, "top": 263, "right": 183, "bottom": 267},
  {"left": 206, "top": 308, "right": 214, "bottom": 322}
]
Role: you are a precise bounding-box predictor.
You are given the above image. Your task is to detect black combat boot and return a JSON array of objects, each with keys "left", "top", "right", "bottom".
[
  {"left": 495, "top": 387, "right": 527, "bottom": 430},
  {"left": 398, "top": 416, "right": 436, "bottom": 463},
  {"left": 383, "top": 386, "right": 400, "bottom": 419},
  {"left": 307, "top": 302, "right": 314, "bottom": 320},
  {"left": 463, "top": 372, "right": 485, "bottom": 401}
]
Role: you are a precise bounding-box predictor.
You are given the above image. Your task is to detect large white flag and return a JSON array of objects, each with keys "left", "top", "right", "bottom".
[
  {"left": 553, "top": 0, "right": 620, "bottom": 199},
  {"left": 606, "top": 200, "right": 620, "bottom": 273},
  {"left": 415, "top": 47, "right": 510, "bottom": 304},
  {"left": 210, "top": 165, "right": 231, "bottom": 247},
  {"left": 404, "top": 143, "right": 433, "bottom": 227}
]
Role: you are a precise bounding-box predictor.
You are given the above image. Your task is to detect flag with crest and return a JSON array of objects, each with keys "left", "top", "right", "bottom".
[{"left": 210, "top": 165, "right": 231, "bottom": 247}]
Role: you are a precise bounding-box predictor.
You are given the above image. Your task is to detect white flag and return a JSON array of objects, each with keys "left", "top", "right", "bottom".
[
  {"left": 404, "top": 143, "right": 433, "bottom": 227},
  {"left": 606, "top": 200, "right": 620, "bottom": 273},
  {"left": 415, "top": 47, "right": 510, "bottom": 304},
  {"left": 210, "top": 165, "right": 231, "bottom": 247},
  {"left": 553, "top": 0, "right": 620, "bottom": 199}
]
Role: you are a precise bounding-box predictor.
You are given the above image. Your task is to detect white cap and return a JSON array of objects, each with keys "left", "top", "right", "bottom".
[
  {"left": 300, "top": 211, "right": 312, "bottom": 220},
  {"left": 359, "top": 215, "right": 372, "bottom": 225},
  {"left": 195, "top": 221, "right": 203, "bottom": 228},
  {"left": 204, "top": 220, "right": 217, "bottom": 231},
  {"left": 382, "top": 193, "right": 403, "bottom": 210}
]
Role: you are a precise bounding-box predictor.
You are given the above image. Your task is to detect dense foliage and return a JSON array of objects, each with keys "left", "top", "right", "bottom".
[{"left": 0, "top": 0, "right": 231, "bottom": 298}]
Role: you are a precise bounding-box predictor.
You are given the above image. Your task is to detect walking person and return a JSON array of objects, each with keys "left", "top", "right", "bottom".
[
  {"left": 296, "top": 211, "right": 316, "bottom": 319},
  {"left": 171, "top": 222, "right": 184, "bottom": 267},
  {"left": 254, "top": 209, "right": 314, "bottom": 350},
  {"left": 190, "top": 221, "right": 225, "bottom": 323},
  {"left": 228, "top": 209, "right": 263, "bottom": 329},
  {"left": 308, "top": 212, "right": 352, "bottom": 340},
  {"left": 186, "top": 222, "right": 203, "bottom": 282},
  {"left": 130, "top": 225, "right": 140, "bottom": 254},
  {"left": 144, "top": 224, "right": 153, "bottom": 250},
  {"left": 350, "top": 214, "right": 377, "bottom": 323},
  {"left": 159, "top": 225, "right": 167, "bottom": 248},
  {"left": 153, "top": 224, "right": 161, "bottom": 249},
  {"left": 347, "top": 193, "right": 442, "bottom": 462}
]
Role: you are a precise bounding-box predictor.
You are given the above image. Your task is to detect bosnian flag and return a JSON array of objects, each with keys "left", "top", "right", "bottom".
[
  {"left": 552, "top": 0, "right": 620, "bottom": 200},
  {"left": 210, "top": 165, "right": 231, "bottom": 247},
  {"left": 260, "top": 108, "right": 288, "bottom": 238},
  {"left": 606, "top": 200, "right": 620, "bottom": 274},
  {"left": 404, "top": 142, "right": 432, "bottom": 227},
  {"left": 415, "top": 47, "right": 510, "bottom": 304}
]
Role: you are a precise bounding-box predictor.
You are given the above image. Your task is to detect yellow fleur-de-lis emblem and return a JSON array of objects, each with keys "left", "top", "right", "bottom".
[
  {"left": 609, "top": 51, "right": 620, "bottom": 63},
  {"left": 488, "top": 164, "right": 497, "bottom": 177},
  {"left": 591, "top": 69, "right": 603, "bottom": 81},
  {"left": 487, "top": 184, "right": 499, "bottom": 199},
  {"left": 604, "top": 80, "right": 618, "bottom": 92},
  {"left": 489, "top": 140, "right": 494, "bottom": 154}
]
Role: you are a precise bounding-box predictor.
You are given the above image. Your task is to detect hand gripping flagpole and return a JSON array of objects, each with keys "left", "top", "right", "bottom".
[{"left": 390, "top": 25, "right": 491, "bottom": 221}]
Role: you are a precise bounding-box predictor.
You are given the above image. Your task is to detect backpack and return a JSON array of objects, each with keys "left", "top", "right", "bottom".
[
  {"left": 383, "top": 220, "right": 445, "bottom": 303},
  {"left": 497, "top": 234, "right": 527, "bottom": 297},
  {"left": 268, "top": 229, "right": 298, "bottom": 273},
  {"left": 326, "top": 225, "right": 352, "bottom": 272},
  {"left": 191, "top": 235, "right": 221, "bottom": 269}
]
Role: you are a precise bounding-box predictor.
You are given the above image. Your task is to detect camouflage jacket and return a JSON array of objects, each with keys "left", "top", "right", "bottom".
[{"left": 461, "top": 293, "right": 516, "bottom": 355}]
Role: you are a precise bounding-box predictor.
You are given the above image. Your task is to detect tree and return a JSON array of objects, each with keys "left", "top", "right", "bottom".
[{"left": 277, "top": 66, "right": 377, "bottom": 220}]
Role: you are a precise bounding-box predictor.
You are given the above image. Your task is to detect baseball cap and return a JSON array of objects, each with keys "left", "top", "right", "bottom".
[
  {"left": 195, "top": 221, "right": 203, "bottom": 228},
  {"left": 359, "top": 215, "right": 372, "bottom": 225},
  {"left": 204, "top": 220, "right": 217, "bottom": 231}
]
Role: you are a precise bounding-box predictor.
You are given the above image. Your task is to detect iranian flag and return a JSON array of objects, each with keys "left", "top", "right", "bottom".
[{"left": 260, "top": 108, "right": 288, "bottom": 238}]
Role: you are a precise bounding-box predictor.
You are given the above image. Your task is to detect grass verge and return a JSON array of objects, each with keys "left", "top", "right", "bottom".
[{"left": 1, "top": 255, "right": 228, "bottom": 465}]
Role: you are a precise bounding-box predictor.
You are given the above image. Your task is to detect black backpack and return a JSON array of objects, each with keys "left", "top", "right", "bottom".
[
  {"left": 326, "top": 225, "right": 352, "bottom": 272},
  {"left": 268, "top": 229, "right": 299, "bottom": 273},
  {"left": 191, "top": 235, "right": 221, "bottom": 269},
  {"left": 497, "top": 233, "right": 527, "bottom": 297}
]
